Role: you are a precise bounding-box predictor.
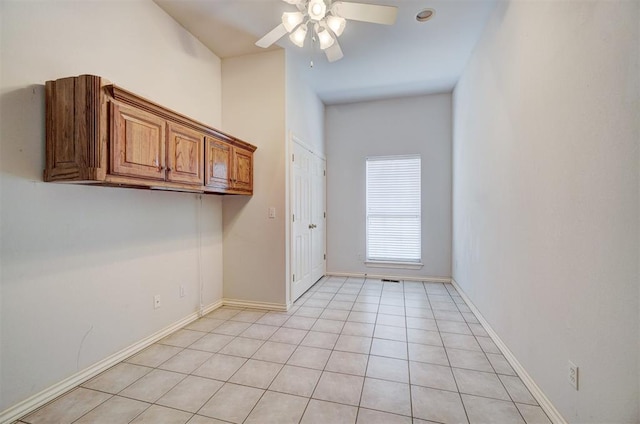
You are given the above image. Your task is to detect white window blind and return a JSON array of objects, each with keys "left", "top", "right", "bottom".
[{"left": 366, "top": 155, "right": 421, "bottom": 263}]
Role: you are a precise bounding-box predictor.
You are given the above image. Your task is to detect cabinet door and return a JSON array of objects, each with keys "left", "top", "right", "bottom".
[
  {"left": 231, "top": 147, "right": 253, "bottom": 193},
  {"left": 111, "top": 102, "right": 165, "bottom": 180},
  {"left": 205, "top": 137, "right": 231, "bottom": 191},
  {"left": 167, "top": 122, "right": 204, "bottom": 185}
]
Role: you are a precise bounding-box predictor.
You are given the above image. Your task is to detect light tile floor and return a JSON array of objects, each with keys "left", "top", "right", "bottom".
[{"left": 17, "top": 277, "right": 552, "bottom": 424}]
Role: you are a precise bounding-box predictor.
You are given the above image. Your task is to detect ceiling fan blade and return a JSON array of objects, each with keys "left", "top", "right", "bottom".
[
  {"left": 255, "top": 23, "right": 288, "bottom": 48},
  {"left": 331, "top": 1, "right": 398, "bottom": 25},
  {"left": 325, "top": 40, "right": 344, "bottom": 62}
]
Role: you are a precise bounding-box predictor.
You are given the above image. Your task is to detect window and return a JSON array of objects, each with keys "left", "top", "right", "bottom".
[{"left": 366, "top": 155, "right": 421, "bottom": 263}]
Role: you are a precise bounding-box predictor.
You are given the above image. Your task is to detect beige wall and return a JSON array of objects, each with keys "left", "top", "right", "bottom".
[
  {"left": 453, "top": 1, "right": 639, "bottom": 422},
  {"left": 222, "top": 50, "right": 288, "bottom": 306},
  {"left": 221, "top": 50, "right": 325, "bottom": 307},
  {"left": 0, "top": 0, "right": 223, "bottom": 411}
]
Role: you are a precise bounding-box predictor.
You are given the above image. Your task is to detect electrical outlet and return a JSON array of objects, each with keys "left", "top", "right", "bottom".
[
  {"left": 179, "top": 285, "right": 185, "bottom": 298},
  {"left": 269, "top": 207, "right": 276, "bottom": 219},
  {"left": 568, "top": 361, "right": 579, "bottom": 390},
  {"left": 154, "top": 295, "right": 161, "bottom": 309}
]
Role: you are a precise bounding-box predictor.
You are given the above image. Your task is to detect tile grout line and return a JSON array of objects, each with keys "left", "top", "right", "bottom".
[
  {"left": 22, "top": 278, "right": 543, "bottom": 424},
  {"left": 294, "top": 274, "right": 339, "bottom": 424},
  {"left": 405, "top": 280, "right": 415, "bottom": 420},
  {"left": 166, "top": 305, "right": 250, "bottom": 423},
  {"left": 173, "top": 305, "right": 250, "bottom": 423},
  {"left": 201, "top": 304, "right": 296, "bottom": 422},
  {"left": 354, "top": 275, "right": 375, "bottom": 423},
  {"left": 449, "top": 284, "right": 549, "bottom": 424},
  {"left": 436, "top": 288, "right": 471, "bottom": 424},
  {"left": 262, "top": 281, "right": 528, "bottom": 421}
]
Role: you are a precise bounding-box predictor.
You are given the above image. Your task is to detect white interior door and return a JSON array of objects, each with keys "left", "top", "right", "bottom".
[
  {"left": 291, "top": 141, "right": 326, "bottom": 302},
  {"left": 292, "top": 142, "right": 312, "bottom": 301},
  {"left": 311, "top": 155, "right": 326, "bottom": 283}
]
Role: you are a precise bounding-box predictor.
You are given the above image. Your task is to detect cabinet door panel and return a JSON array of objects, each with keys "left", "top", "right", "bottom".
[
  {"left": 167, "top": 122, "right": 204, "bottom": 185},
  {"left": 232, "top": 147, "right": 253, "bottom": 193},
  {"left": 111, "top": 103, "right": 165, "bottom": 180},
  {"left": 205, "top": 137, "right": 231, "bottom": 190}
]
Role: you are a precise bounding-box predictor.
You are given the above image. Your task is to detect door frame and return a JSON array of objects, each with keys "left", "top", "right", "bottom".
[{"left": 287, "top": 132, "right": 326, "bottom": 307}]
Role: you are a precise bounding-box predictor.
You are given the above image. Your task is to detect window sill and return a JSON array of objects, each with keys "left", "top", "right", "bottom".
[{"left": 365, "top": 261, "right": 424, "bottom": 270}]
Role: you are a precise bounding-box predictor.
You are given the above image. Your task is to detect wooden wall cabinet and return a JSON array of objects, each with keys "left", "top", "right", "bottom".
[
  {"left": 204, "top": 137, "right": 254, "bottom": 194},
  {"left": 231, "top": 146, "right": 254, "bottom": 193},
  {"left": 205, "top": 136, "right": 231, "bottom": 191},
  {"left": 45, "top": 74, "right": 256, "bottom": 195},
  {"left": 110, "top": 102, "right": 166, "bottom": 182},
  {"left": 166, "top": 122, "right": 204, "bottom": 186}
]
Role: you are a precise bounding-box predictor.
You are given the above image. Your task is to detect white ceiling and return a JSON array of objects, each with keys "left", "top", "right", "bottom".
[{"left": 155, "top": 0, "right": 496, "bottom": 104}]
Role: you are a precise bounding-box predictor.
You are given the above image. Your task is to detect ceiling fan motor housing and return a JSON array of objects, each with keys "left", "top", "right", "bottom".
[{"left": 308, "top": 0, "right": 328, "bottom": 21}]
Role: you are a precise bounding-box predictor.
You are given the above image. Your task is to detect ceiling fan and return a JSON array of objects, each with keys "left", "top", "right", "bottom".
[{"left": 255, "top": 0, "right": 398, "bottom": 62}]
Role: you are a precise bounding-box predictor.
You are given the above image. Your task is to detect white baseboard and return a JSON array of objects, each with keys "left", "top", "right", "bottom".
[
  {"left": 202, "top": 300, "right": 223, "bottom": 316},
  {"left": 326, "top": 271, "right": 451, "bottom": 283},
  {"left": 450, "top": 279, "right": 567, "bottom": 424},
  {"left": 0, "top": 300, "right": 223, "bottom": 424},
  {"left": 222, "top": 298, "right": 288, "bottom": 312}
]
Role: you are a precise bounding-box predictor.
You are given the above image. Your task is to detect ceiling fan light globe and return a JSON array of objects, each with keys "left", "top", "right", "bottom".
[
  {"left": 307, "top": 0, "right": 327, "bottom": 21},
  {"left": 326, "top": 15, "right": 346, "bottom": 36},
  {"left": 316, "top": 26, "right": 335, "bottom": 50},
  {"left": 282, "top": 11, "right": 304, "bottom": 32},
  {"left": 290, "top": 25, "right": 307, "bottom": 47}
]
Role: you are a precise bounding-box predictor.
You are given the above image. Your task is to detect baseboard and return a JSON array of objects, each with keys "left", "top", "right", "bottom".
[
  {"left": 326, "top": 271, "right": 451, "bottom": 283},
  {"left": 222, "top": 298, "right": 288, "bottom": 311},
  {"left": 202, "top": 300, "right": 224, "bottom": 316},
  {"left": 0, "top": 300, "right": 223, "bottom": 424},
  {"left": 450, "top": 279, "right": 568, "bottom": 424}
]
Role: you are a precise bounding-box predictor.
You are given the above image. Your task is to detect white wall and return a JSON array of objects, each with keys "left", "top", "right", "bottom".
[
  {"left": 0, "top": 0, "right": 224, "bottom": 412},
  {"left": 453, "top": 1, "right": 639, "bottom": 422},
  {"left": 285, "top": 54, "right": 325, "bottom": 156},
  {"left": 222, "top": 50, "right": 287, "bottom": 306},
  {"left": 285, "top": 52, "right": 326, "bottom": 303},
  {"left": 326, "top": 94, "right": 452, "bottom": 279}
]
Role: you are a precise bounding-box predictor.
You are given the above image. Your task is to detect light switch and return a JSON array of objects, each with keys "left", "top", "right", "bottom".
[{"left": 269, "top": 207, "right": 276, "bottom": 219}]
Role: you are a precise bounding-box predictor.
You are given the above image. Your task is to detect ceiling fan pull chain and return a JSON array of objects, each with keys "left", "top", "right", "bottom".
[{"left": 310, "top": 33, "right": 318, "bottom": 69}]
